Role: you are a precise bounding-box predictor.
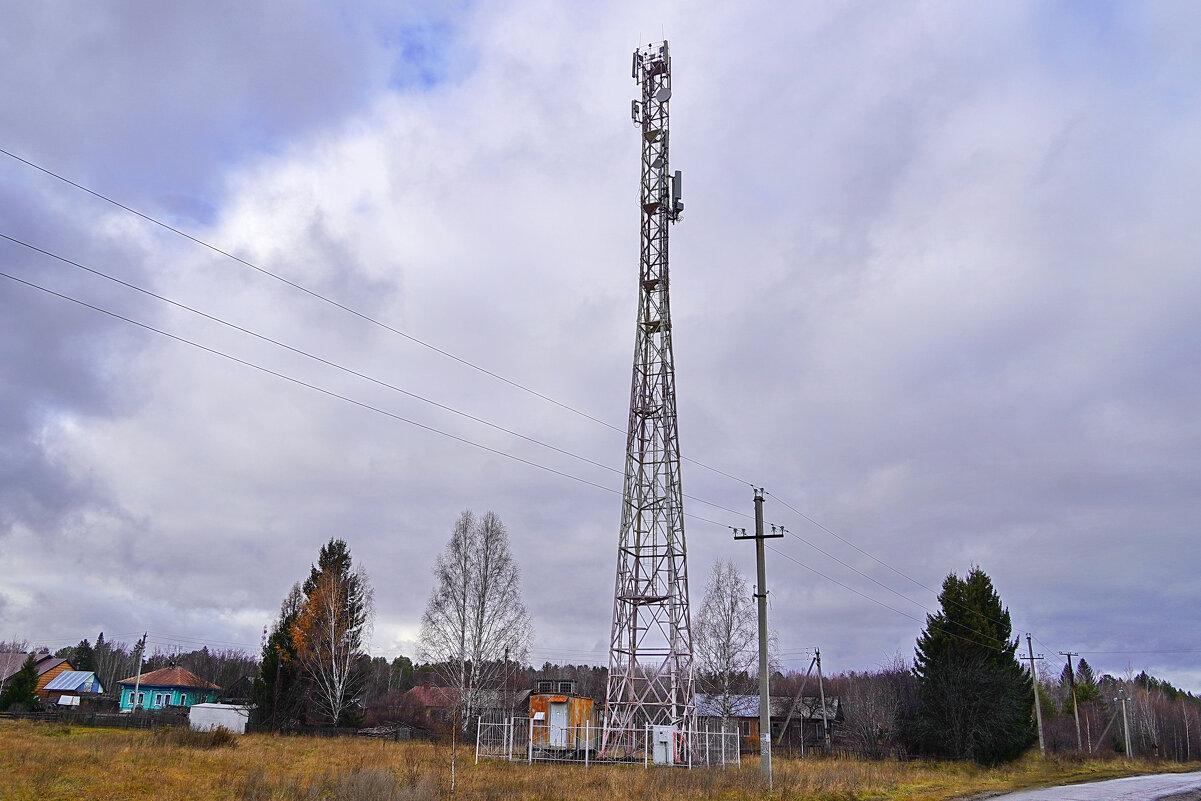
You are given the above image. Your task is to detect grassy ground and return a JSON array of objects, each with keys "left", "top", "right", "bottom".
[{"left": 1, "top": 719, "right": 1197, "bottom": 801}]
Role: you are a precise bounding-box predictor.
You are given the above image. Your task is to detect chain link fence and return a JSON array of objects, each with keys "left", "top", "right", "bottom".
[{"left": 475, "top": 717, "right": 739, "bottom": 768}]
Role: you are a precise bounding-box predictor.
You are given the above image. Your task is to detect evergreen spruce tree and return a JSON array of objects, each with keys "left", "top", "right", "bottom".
[
  {"left": 0, "top": 654, "right": 40, "bottom": 711},
  {"left": 912, "top": 566, "right": 1035, "bottom": 764},
  {"left": 72, "top": 639, "right": 96, "bottom": 672},
  {"left": 253, "top": 583, "right": 307, "bottom": 727}
]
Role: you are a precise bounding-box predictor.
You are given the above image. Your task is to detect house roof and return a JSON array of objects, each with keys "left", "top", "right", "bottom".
[
  {"left": 696, "top": 694, "right": 839, "bottom": 719},
  {"left": 401, "top": 685, "right": 531, "bottom": 711},
  {"left": 0, "top": 653, "right": 71, "bottom": 682},
  {"left": 43, "top": 670, "right": 104, "bottom": 693},
  {"left": 116, "top": 666, "right": 220, "bottom": 690},
  {"left": 402, "top": 685, "right": 459, "bottom": 708}
]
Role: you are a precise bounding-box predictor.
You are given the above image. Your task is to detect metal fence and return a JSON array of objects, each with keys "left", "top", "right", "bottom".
[{"left": 475, "top": 717, "right": 739, "bottom": 768}]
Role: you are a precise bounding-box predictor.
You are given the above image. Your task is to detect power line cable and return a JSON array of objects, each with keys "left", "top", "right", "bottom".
[
  {"left": 0, "top": 269, "right": 733, "bottom": 533},
  {"left": 0, "top": 146, "right": 755, "bottom": 488},
  {"left": 6, "top": 152, "right": 1166, "bottom": 664},
  {"left": 766, "top": 542, "right": 1015, "bottom": 654},
  {"left": 769, "top": 491, "right": 1022, "bottom": 652},
  {"left": 0, "top": 232, "right": 753, "bottom": 522},
  {"left": 0, "top": 231, "right": 620, "bottom": 477}
]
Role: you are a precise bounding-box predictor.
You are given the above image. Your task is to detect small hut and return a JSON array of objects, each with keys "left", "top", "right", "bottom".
[{"left": 528, "top": 679, "right": 596, "bottom": 752}]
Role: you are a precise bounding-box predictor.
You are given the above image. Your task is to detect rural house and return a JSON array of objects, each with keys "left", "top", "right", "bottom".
[
  {"left": 117, "top": 665, "right": 220, "bottom": 710},
  {"left": 0, "top": 652, "right": 76, "bottom": 700},
  {"left": 42, "top": 670, "right": 105, "bottom": 706},
  {"left": 696, "top": 694, "right": 842, "bottom": 753}
]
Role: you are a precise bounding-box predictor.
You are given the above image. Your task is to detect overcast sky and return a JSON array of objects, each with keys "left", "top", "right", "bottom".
[{"left": 2, "top": 1, "right": 1199, "bottom": 691}]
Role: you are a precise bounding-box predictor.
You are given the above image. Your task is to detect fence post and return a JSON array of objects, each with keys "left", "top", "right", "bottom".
[
  {"left": 475, "top": 716, "right": 481, "bottom": 765},
  {"left": 584, "top": 721, "right": 590, "bottom": 767},
  {"left": 528, "top": 715, "right": 534, "bottom": 764},
  {"left": 645, "top": 724, "right": 649, "bottom": 769}
]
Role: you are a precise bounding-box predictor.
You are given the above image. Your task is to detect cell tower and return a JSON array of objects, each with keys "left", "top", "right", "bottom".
[{"left": 602, "top": 40, "right": 693, "bottom": 748}]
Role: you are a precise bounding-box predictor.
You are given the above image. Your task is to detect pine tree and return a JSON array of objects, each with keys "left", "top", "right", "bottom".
[
  {"left": 912, "top": 566, "right": 1035, "bottom": 764},
  {"left": 253, "top": 583, "right": 306, "bottom": 727},
  {"left": 0, "top": 655, "right": 40, "bottom": 711},
  {"left": 72, "top": 639, "right": 96, "bottom": 672}
]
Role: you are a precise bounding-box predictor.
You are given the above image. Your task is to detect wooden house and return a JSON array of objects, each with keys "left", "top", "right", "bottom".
[
  {"left": 117, "top": 665, "right": 219, "bottom": 710},
  {"left": 696, "top": 693, "right": 841, "bottom": 753},
  {"left": 0, "top": 653, "right": 76, "bottom": 700}
]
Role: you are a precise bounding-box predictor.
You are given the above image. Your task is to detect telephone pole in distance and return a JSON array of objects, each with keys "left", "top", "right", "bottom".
[
  {"left": 1024, "top": 634, "right": 1045, "bottom": 755},
  {"left": 1060, "top": 651, "right": 1082, "bottom": 750}
]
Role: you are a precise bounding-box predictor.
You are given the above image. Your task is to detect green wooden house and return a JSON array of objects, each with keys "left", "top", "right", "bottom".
[{"left": 117, "top": 665, "right": 220, "bottom": 710}]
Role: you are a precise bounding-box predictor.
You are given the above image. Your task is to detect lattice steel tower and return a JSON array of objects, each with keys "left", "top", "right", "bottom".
[{"left": 603, "top": 40, "right": 693, "bottom": 746}]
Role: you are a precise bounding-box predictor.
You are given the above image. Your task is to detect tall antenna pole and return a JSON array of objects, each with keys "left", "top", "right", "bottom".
[{"left": 603, "top": 39, "right": 692, "bottom": 757}]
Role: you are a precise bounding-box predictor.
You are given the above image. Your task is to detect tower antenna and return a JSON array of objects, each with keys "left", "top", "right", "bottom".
[{"left": 602, "top": 39, "right": 692, "bottom": 761}]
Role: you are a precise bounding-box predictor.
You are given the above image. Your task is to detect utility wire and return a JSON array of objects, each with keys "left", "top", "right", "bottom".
[
  {"left": 0, "top": 269, "right": 738, "bottom": 531},
  {"left": 8, "top": 151, "right": 1169, "bottom": 664},
  {"left": 0, "top": 231, "right": 747, "bottom": 523},
  {"left": 0, "top": 146, "right": 753, "bottom": 488},
  {"left": 1, "top": 270, "right": 616, "bottom": 494},
  {"left": 769, "top": 490, "right": 1020, "bottom": 651},
  {"left": 0, "top": 231, "right": 619, "bottom": 477},
  {"left": 767, "top": 542, "right": 1018, "bottom": 654},
  {"left": 0, "top": 245, "right": 1023, "bottom": 656}
]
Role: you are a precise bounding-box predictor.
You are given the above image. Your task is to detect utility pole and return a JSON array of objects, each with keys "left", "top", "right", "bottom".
[
  {"left": 271, "top": 643, "right": 282, "bottom": 730},
  {"left": 132, "top": 633, "right": 147, "bottom": 711},
  {"left": 1024, "top": 635, "right": 1045, "bottom": 756},
  {"left": 1182, "top": 697, "right": 1190, "bottom": 762},
  {"left": 1117, "top": 689, "right": 1133, "bottom": 759},
  {"left": 735, "top": 488, "right": 784, "bottom": 788},
  {"left": 815, "top": 647, "right": 830, "bottom": 749},
  {"left": 1060, "top": 652, "right": 1082, "bottom": 750}
]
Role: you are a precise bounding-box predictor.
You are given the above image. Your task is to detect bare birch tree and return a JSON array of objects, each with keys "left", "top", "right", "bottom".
[
  {"left": 291, "top": 538, "right": 374, "bottom": 726},
  {"left": 420, "top": 510, "right": 531, "bottom": 728},
  {"left": 694, "top": 558, "right": 758, "bottom": 720}
]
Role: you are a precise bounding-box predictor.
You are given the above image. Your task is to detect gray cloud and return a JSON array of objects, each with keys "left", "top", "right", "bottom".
[{"left": 1, "top": 0, "right": 1199, "bottom": 690}]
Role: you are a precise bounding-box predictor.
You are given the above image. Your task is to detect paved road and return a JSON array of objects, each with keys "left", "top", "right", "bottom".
[{"left": 992, "top": 771, "right": 1201, "bottom": 801}]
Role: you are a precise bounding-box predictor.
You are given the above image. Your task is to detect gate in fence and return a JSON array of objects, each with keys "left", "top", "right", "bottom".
[{"left": 475, "top": 717, "right": 739, "bottom": 768}]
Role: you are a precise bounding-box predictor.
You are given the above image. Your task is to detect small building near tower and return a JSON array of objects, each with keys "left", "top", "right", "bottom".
[{"left": 528, "top": 679, "right": 596, "bottom": 752}]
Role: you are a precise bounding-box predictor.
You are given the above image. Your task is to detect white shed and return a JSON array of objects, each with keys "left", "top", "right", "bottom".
[{"left": 189, "top": 703, "right": 252, "bottom": 735}]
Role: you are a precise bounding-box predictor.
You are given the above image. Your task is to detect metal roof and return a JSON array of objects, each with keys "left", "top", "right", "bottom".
[
  {"left": 116, "top": 666, "right": 220, "bottom": 690},
  {"left": 43, "top": 670, "right": 103, "bottom": 693},
  {"left": 695, "top": 694, "right": 838, "bottom": 719}
]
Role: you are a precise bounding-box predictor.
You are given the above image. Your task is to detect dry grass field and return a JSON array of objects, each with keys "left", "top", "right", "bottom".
[{"left": 1, "top": 719, "right": 1196, "bottom": 801}]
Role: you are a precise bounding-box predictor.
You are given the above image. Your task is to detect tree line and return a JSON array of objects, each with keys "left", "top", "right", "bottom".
[
  {"left": 691, "top": 560, "right": 1201, "bottom": 764},
  {"left": 253, "top": 508, "right": 531, "bottom": 731}
]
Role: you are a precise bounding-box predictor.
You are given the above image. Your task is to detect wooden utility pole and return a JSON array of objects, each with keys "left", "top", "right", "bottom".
[
  {"left": 1060, "top": 652, "right": 1082, "bottom": 750},
  {"left": 1117, "top": 689, "right": 1133, "bottom": 759},
  {"left": 132, "top": 633, "right": 147, "bottom": 711},
  {"left": 815, "top": 648, "right": 830, "bottom": 749},
  {"left": 1024, "top": 635, "right": 1045, "bottom": 755},
  {"left": 734, "top": 488, "right": 783, "bottom": 789}
]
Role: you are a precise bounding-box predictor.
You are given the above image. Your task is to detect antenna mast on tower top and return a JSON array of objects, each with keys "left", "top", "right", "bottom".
[{"left": 602, "top": 39, "right": 692, "bottom": 754}]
